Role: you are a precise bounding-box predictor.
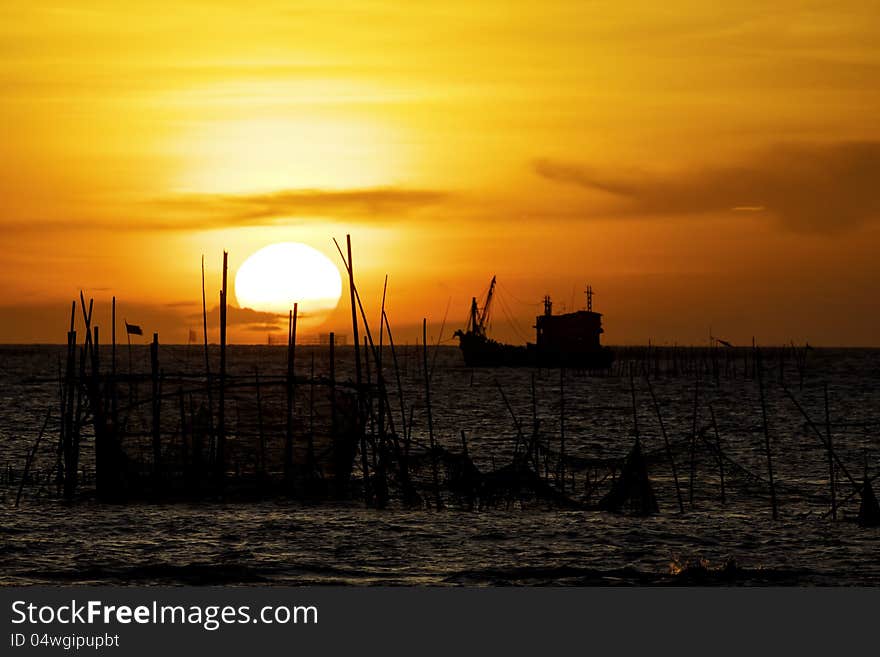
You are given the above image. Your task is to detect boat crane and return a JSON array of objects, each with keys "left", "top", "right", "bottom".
[{"left": 467, "top": 275, "right": 496, "bottom": 338}]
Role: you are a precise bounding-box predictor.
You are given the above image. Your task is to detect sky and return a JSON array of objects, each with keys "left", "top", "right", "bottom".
[{"left": 1, "top": 1, "right": 879, "bottom": 345}]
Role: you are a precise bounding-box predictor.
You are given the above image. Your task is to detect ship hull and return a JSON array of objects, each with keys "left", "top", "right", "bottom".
[
  {"left": 456, "top": 332, "right": 613, "bottom": 369},
  {"left": 456, "top": 332, "right": 532, "bottom": 367}
]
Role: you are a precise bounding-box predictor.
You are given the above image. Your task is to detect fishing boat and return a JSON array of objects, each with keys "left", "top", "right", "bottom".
[{"left": 454, "top": 277, "right": 614, "bottom": 369}]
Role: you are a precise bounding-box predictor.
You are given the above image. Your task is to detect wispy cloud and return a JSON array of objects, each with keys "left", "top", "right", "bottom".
[
  {"left": 2, "top": 187, "right": 451, "bottom": 233},
  {"left": 198, "top": 305, "right": 285, "bottom": 330},
  {"left": 149, "top": 187, "right": 450, "bottom": 230},
  {"left": 534, "top": 141, "right": 880, "bottom": 233}
]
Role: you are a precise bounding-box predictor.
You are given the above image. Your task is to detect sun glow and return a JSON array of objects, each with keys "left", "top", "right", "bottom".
[
  {"left": 173, "top": 114, "right": 404, "bottom": 194},
  {"left": 234, "top": 243, "right": 343, "bottom": 324}
]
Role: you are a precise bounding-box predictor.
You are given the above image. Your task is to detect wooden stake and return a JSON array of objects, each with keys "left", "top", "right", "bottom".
[
  {"left": 150, "top": 332, "right": 161, "bottom": 482},
  {"left": 709, "top": 403, "right": 725, "bottom": 506},
  {"left": 307, "top": 352, "right": 316, "bottom": 479},
  {"left": 688, "top": 378, "right": 699, "bottom": 506},
  {"left": 783, "top": 386, "right": 860, "bottom": 493},
  {"left": 62, "top": 327, "right": 76, "bottom": 498},
  {"left": 423, "top": 318, "right": 442, "bottom": 510},
  {"left": 344, "top": 235, "right": 369, "bottom": 505},
  {"left": 216, "top": 251, "right": 228, "bottom": 487},
  {"left": 200, "top": 255, "right": 214, "bottom": 449},
  {"left": 384, "top": 311, "right": 412, "bottom": 504},
  {"left": 497, "top": 380, "right": 526, "bottom": 464},
  {"left": 109, "top": 297, "right": 116, "bottom": 375},
  {"left": 110, "top": 296, "right": 118, "bottom": 437},
  {"left": 329, "top": 331, "right": 337, "bottom": 420},
  {"left": 629, "top": 368, "right": 640, "bottom": 442},
  {"left": 16, "top": 411, "right": 52, "bottom": 507},
  {"left": 645, "top": 375, "right": 684, "bottom": 513},
  {"left": 255, "top": 367, "right": 266, "bottom": 482},
  {"left": 530, "top": 373, "right": 539, "bottom": 474},
  {"left": 824, "top": 382, "right": 837, "bottom": 521},
  {"left": 329, "top": 332, "right": 339, "bottom": 495},
  {"left": 285, "top": 303, "right": 297, "bottom": 486},
  {"left": 559, "top": 367, "right": 565, "bottom": 493},
  {"left": 756, "top": 348, "right": 779, "bottom": 520},
  {"left": 177, "top": 388, "right": 189, "bottom": 488}
]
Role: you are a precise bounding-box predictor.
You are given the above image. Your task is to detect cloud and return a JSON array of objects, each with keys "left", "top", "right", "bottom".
[
  {"left": 198, "top": 305, "right": 286, "bottom": 331},
  {"left": 533, "top": 141, "right": 880, "bottom": 233},
  {"left": 1, "top": 187, "right": 451, "bottom": 234},
  {"left": 150, "top": 187, "right": 450, "bottom": 230}
]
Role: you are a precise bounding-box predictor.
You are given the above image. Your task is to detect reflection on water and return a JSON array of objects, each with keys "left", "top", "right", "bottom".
[{"left": 1, "top": 346, "right": 878, "bottom": 585}]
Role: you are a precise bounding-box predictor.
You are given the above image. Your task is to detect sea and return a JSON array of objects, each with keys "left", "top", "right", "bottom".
[{"left": 1, "top": 345, "right": 878, "bottom": 586}]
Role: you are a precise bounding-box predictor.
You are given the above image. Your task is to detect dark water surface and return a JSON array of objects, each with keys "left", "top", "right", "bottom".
[{"left": 1, "top": 345, "right": 878, "bottom": 585}]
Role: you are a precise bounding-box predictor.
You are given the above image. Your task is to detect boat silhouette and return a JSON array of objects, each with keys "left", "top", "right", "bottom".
[{"left": 454, "top": 277, "right": 614, "bottom": 369}]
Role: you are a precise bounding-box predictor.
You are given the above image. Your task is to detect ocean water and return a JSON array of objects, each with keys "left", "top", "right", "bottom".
[{"left": 1, "top": 345, "right": 878, "bottom": 585}]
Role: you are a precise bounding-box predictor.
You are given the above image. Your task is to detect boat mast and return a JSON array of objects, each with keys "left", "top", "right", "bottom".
[
  {"left": 477, "top": 276, "right": 496, "bottom": 334},
  {"left": 469, "top": 297, "right": 480, "bottom": 335}
]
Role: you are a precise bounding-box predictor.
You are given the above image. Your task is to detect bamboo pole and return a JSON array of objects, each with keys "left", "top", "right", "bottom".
[
  {"left": 428, "top": 298, "right": 451, "bottom": 383},
  {"left": 111, "top": 295, "right": 117, "bottom": 415},
  {"left": 645, "top": 374, "right": 684, "bottom": 513},
  {"left": 89, "top": 323, "right": 107, "bottom": 497},
  {"left": 364, "top": 334, "right": 388, "bottom": 507},
  {"left": 496, "top": 380, "right": 526, "bottom": 464},
  {"left": 62, "top": 325, "right": 76, "bottom": 499},
  {"left": 343, "top": 235, "right": 370, "bottom": 505},
  {"left": 329, "top": 331, "right": 338, "bottom": 496},
  {"left": 125, "top": 319, "right": 133, "bottom": 402},
  {"left": 343, "top": 271, "right": 399, "bottom": 459},
  {"left": 756, "top": 348, "right": 779, "bottom": 519},
  {"left": 332, "top": 239, "right": 401, "bottom": 507},
  {"left": 329, "top": 332, "right": 337, "bottom": 412},
  {"left": 423, "top": 318, "right": 442, "bottom": 510},
  {"left": 384, "top": 311, "right": 413, "bottom": 504},
  {"left": 111, "top": 297, "right": 116, "bottom": 378},
  {"left": 200, "top": 255, "right": 214, "bottom": 455},
  {"left": 709, "top": 403, "right": 725, "bottom": 506},
  {"left": 782, "top": 386, "right": 861, "bottom": 499},
  {"left": 629, "top": 369, "right": 640, "bottom": 443},
  {"left": 71, "top": 359, "right": 83, "bottom": 498},
  {"left": 824, "top": 382, "right": 837, "bottom": 521},
  {"left": 16, "top": 411, "right": 52, "bottom": 507},
  {"left": 285, "top": 303, "right": 297, "bottom": 486},
  {"left": 178, "top": 388, "right": 189, "bottom": 488},
  {"left": 363, "top": 336, "right": 374, "bottom": 436},
  {"left": 307, "top": 352, "right": 316, "bottom": 480},
  {"left": 530, "top": 373, "right": 539, "bottom": 474},
  {"left": 378, "top": 275, "right": 387, "bottom": 375},
  {"left": 375, "top": 276, "right": 389, "bottom": 506},
  {"left": 150, "top": 332, "right": 161, "bottom": 482},
  {"left": 688, "top": 378, "right": 699, "bottom": 506},
  {"left": 79, "top": 291, "right": 93, "bottom": 355},
  {"left": 216, "top": 251, "right": 228, "bottom": 487},
  {"left": 559, "top": 367, "right": 565, "bottom": 493},
  {"left": 460, "top": 429, "right": 475, "bottom": 511},
  {"left": 255, "top": 367, "right": 266, "bottom": 482}
]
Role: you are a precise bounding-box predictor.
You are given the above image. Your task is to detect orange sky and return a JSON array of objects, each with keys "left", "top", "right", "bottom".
[{"left": 2, "top": 1, "right": 880, "bottom": 345}]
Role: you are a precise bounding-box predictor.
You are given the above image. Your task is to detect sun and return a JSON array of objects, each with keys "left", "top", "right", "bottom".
[{"left": 234, "top": 243, "right": 343, "bottom": 323}]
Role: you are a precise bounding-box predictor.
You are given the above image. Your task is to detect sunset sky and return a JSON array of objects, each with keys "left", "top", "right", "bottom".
[{"left": 2, "top": 1, "right": 879, "bottom": 345}]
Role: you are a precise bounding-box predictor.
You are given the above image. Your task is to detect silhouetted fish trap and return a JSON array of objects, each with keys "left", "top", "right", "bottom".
[
  {"left": 54, "top": 322, "right": 364, "bottom": 502},
  {"left": 7, "top": 236, "right": 876, "bottom": 528}
]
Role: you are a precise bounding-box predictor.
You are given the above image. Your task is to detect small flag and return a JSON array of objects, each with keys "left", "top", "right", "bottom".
[{"left": 125, "top": 321, "right": 143, "bottom": 336}]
